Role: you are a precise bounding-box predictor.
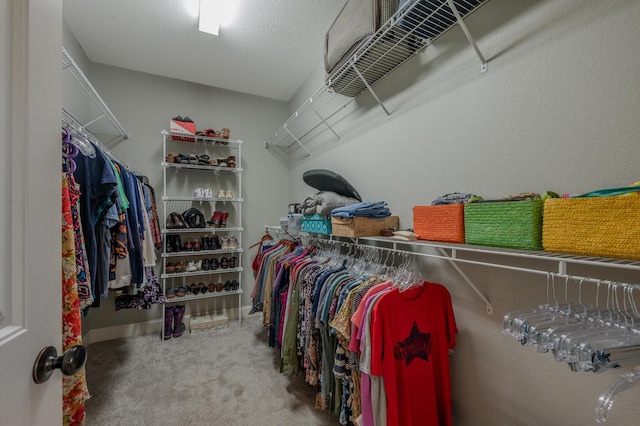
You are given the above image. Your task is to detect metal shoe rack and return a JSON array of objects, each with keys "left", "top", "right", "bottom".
[
  {"left": 161, "top": 130, "right": 244, "bottom": 339},
  {"left": 264, "top": 0, "right": 490, "bottom": 163}
]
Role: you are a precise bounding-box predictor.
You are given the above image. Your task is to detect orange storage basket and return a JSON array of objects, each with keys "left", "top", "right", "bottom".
[{"left": 413, "top": 204, "right": 465, "bottom": 243}]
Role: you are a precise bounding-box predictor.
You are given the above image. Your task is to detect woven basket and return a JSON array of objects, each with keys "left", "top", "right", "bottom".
[
  {"left": 413, "top": 205, "right": 465, "bottom": 243},
  {"left": 464, "top": 199, "right": 543, "bottom": 250},
  {"left": 543, "top": 196, "right": 640, "bottom": 260}
]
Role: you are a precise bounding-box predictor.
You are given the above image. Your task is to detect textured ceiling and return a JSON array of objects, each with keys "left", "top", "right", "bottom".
[{"left": 63, "top": 0, "right": 346, "bottom": 101}]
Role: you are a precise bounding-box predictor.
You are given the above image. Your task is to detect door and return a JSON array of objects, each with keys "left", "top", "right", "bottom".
[{"left": 0, "top": 0, "right": 64, "bottom": 424}]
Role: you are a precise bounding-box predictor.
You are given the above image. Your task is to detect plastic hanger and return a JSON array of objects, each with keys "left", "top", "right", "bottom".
[{"left": 596, "top": 365, "right": 640, "bottom": 423}]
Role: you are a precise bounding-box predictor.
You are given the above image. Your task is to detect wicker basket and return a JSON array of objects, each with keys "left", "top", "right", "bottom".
[
  {"left": 464, "top": 199, "right": 543, "bottom": 250},
  {"left": 413, "top": 205, "right": 465, "bottom": 243},
  {"left": 543, "top": 196, "right": 640, "bottom": 260}
]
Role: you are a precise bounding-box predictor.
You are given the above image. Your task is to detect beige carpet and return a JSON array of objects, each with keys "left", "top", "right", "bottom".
[{"left": 85, "top": 315, "right": 340, "bottom": 425}]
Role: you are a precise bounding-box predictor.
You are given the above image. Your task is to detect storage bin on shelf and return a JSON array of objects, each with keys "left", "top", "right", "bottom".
[
  {"left": 301, "top": 214, "right": 332, "bottom": 234},
  {"left": 190, "top": 312, "right": 229, "bottom": 335},
  {"left": 331, "top": 216, "right": 399, "bottom": 238},
  {"left": 542, "top": 196, "right": 640, "bottom": 260},
  {"left": 464, "top": 199, "right": 543, "bottom": 250},
  {"left": 413, "top": 204, "right": 465, "bottom": 243}
]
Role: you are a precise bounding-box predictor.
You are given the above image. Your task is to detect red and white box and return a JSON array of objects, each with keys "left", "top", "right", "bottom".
[{"left": 170, "top": 119, "right": 196, "bottom": 142}]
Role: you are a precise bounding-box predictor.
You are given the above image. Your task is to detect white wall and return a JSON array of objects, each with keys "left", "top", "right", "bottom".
[{"left": 283, "top": 0, "right": 640, "bottom": 425}]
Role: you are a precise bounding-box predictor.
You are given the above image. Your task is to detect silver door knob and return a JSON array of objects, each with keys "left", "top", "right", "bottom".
[{"left": 32, "top": 345, "right": 87, "bottom": 384}]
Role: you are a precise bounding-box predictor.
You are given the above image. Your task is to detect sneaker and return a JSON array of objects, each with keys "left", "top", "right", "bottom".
[
  {"left": 221, "top": 236, "right": 230, "bottom": 250},
  {"left": 228, "top": 236, "right": 239, "bottom": 249},
  {"left": 185, "top": 261, "right": 198, "bottom": 272},
  {"left": 225, "top": 190, "right": 234, "bottom": 200},
  {"left": 203, "top": 188, "right": 213, "bottom": 199},
  {"left": 216, "top": 189, "right": 226, "bottom": 199},
  {"left": 193, "top": 188, "right": 204, "bottom": 199}
]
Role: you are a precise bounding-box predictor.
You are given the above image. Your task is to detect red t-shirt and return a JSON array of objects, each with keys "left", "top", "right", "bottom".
[{"left": 370, "top": 281, "right": 458, "bottom": 426}]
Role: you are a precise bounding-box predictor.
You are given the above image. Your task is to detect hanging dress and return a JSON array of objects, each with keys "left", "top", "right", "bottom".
[{"left": 62, "top": 173, "right": 90, "bottom": 425}]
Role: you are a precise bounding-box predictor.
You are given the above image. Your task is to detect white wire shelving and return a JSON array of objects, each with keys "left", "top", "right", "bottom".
[
  {"left": 265, "top": 0, "right": 490, "bottom": 163},
  {"left": 62, "top": 47, "right": 129, "bottom": 140}
]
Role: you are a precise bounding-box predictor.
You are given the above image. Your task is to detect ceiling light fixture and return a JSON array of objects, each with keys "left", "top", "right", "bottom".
[{"left": 199, "top": 0, "right": 224, "bottom": 36}]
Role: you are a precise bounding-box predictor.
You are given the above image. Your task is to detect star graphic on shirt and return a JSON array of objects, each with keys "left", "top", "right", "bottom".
[{"left": 396, "top": 321, "right": 431, "bottom": 366}]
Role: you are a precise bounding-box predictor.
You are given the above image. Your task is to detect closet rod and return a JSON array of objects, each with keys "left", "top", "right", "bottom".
[
  {"left": 62, "top": 108, "right": 127, "bottom": 168},
  {"left": 316, "top": 237, "right": 497, "bottom": 314}
]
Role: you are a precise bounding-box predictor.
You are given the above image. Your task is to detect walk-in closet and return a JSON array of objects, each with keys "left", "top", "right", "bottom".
[{"left": 3, "top": 0, "right": 640, "bottom": 425}]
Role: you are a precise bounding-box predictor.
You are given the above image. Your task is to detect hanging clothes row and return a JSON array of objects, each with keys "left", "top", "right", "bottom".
[
  {"left": 250, "top": 237, "right": 458, "bottom": 426},
  {"left": 62, "top": 124, "right": 164, "bottom": 314}
]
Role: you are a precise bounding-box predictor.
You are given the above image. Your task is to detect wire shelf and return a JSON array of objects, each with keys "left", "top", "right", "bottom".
[
  {"left": 161, "top": 162, "right": 243, "bottom": 173},
  {"left": 161, "top": 267, "right": 243, "bottom": 279},
  {"left": 164, "top": 288, "right": 244, "bottom": 303},
  {"left": 161, "top": 227, "right": 243, "bottom": 234},
  {"left": 161, "top": 130, "right": 242, "bottom": 147},
  {"left": 265, "top": 0, "right": 489, "bottom": 163}
]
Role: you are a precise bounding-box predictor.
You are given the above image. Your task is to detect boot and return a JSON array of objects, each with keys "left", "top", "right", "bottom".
[
  {"left": 210, "top": 234, "right": 220, "bottom": 250},
  {"left": 173, "top": 305, "right": 186, "bottom": 338},
  {"left": 163, "top": 306, "right": 175, "bottom": 340}
]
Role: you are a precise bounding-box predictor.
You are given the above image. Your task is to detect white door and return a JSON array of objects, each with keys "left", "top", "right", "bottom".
[{"left": 0, "top": 0, "right": 64, "bottom": 424}]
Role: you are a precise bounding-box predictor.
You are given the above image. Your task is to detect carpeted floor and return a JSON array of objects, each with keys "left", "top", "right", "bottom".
[{"left": 85, "top": 315, "right": 340, "bottom": 425}]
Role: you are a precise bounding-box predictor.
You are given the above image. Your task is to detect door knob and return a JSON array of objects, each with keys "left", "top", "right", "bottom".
[{"left": 32, "top": 345, "right": 87, "bottom": 384}]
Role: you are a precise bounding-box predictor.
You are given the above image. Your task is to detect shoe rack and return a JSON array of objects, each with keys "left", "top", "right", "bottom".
[{"left": 160, "top": 130, "right": 243, "bottom": 340}]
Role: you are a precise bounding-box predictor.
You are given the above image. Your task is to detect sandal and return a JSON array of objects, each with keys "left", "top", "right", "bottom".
[
  {"left": 209, "top": 158, "right": 218, "bottom": 167},
  {"left": 197, "top": 154, "right": 210, "bottom": 166}
]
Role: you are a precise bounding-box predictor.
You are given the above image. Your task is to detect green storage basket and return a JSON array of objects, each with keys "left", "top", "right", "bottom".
[{"left": 464, "top": 199, "right": 543, "bottom": 250}]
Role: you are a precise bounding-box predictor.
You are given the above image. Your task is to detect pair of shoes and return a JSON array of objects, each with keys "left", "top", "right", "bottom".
[
  {"left": 201, "top": 235, "right": 221, "bottom": 251},
  {"left": 194, "top": 188, "right": 213, "bottom": 199},
  {"left": 226, "top": 156, "right": 236, "bottom": 168},
  {"left": 221, "top": 236, "right": 239, "bottom": 250},
  {"left": 219, "top": 256, "right": 238, "bottom": 269},
  {"left": 165, "top": 152, "right": 179, "bottom": 163},
  {"left": 165, "top": 235, "right": 182, "bottom": 253},
  {"left": 216, "top": 190, "right": 234, "bottom": 200},
  {"left": 207, "top": 211, "right": 229, "bottom": 228},
  {"left": 163, "top": 305, "right": 186, "bottom": 340},
  {"left": 185, "top": 260, "right": 199, "bottom": 272},
  {"left": 197, "top": 154, "right": 210, "bottom": 166},
  {"left": 166, "top": 262, "right": 187, "bottom": 273}
]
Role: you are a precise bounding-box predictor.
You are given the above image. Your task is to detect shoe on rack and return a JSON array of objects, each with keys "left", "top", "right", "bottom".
[
  {"left": 228, "top": 236, "right": 239, "bottom": 249},
  {"left": 173, "top": 305, "right": 186, "bottom": 338},
  {"left": 216, "top": 189, "right": 226, "bottom": 199},
  {"left": 193, "top": 240, "right": 202, "bottom": 251},
  {"left": 203, "top": 188, "right": 213, "bottom": 199},
  {"left": 225, "top": 190, "right": 234, "bottom": 200},
  {"left": 219, "top": 212, "right": 229, "bottom": 228},
  {"left": 222, "top": 128, "right": 230, "bottom": 140},
  {"left": 195, "top": 259, "right": 203, "bottom": 270},
  {"left": 220, "top": 236, "right": 230, "bottom": 250},
  {"left": 202, "top": 258, "right": 211, "bottom": 270},
  {"left": 193, "top": 188, "right": 204, "bottom": 199},
  {"left": 231, "top": 279, "right": 239, "bottom": 291},
  {"left": 210, "top": 257, "right": 220, "bottom": 270},
  {"left": 220, "top": 257, "right": 229, "bottom": 269},
  {"left": 229, "top": 256, "right": 237, "bottom": 268},
  {"left": 207, "top": 211, "right": 223, "bottom": 228},
  {"left": 183, "top": 239, "right": 194, "bottom": 251},
  {"left": 210, "top": 234, "right": 221, "bottom": 250},
  {"left": 185, "top": 261, "right": 198, "bottom": 272}
]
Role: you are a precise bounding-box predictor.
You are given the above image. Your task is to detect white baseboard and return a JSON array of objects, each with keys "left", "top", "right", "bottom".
[{"left": 84, "top": 304, "right": 254, "bottom": 345}]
